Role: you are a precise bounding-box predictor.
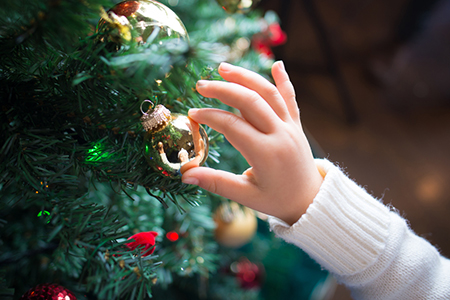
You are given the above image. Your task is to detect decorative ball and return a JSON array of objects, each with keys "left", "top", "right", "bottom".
[
  {"left": 216, "top": 0, "right": 261, "bottom": 14},
  {"left": 126, "top": 231, "right": 158, "bottom": 256},
  {"left": 252, "top": 22, "right": 287, "bottom": 58},
  {"left": 140, "top": 101, "right": 209, "bottom": 178},
  {"left": 213, "top": 202, "right": 257, "bottom": 248},
  {"left": 20, "top": 283, "right": 77, "bottom": 300},
  {"left": 230, "top": 257, "right": 265, "bottom": 289},
  {"left": 97, "top": 0, "right": 188, "bottom": 44}
]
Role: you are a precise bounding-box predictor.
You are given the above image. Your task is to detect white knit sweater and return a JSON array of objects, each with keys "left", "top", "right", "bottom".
[{"left": 268, "top": 159, "right": 450, "bottom": 300}]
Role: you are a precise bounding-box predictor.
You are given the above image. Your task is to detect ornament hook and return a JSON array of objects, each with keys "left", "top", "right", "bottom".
[{"left": 140, "top": 99, "right": 155, "bottom": 115}]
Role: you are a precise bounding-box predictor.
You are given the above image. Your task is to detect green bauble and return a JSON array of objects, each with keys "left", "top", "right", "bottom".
[
  {"left": 141, "top": 103, "right": 209, "bottom": 178},
  {"left": 216, "top": 0, "right": 261, "bottom": 14},
  {"left": 97, "top": 0, "right": 189, "bottom": 44}
]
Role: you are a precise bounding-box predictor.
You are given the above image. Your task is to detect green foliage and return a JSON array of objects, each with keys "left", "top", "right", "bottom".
[{"left": 0, "top": 0, "right": 296, "bottom": 299}]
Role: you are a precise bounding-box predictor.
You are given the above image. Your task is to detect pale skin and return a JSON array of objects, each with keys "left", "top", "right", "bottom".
[{"left": 182, "top": 61, "right": 324, "bottom": 226}]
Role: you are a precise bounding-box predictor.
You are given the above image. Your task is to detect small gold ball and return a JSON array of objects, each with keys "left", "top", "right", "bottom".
[{"left": 214, "top": 202, "right": 257, "bottom": 248}]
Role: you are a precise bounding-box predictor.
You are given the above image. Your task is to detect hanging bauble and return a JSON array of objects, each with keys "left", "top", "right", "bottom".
[
  {"left": 96, "top": 0, "right": 188, "bottom": 45},
  {"left": 216, "top": 0, "right": 261, "bottom": 14},
  {"left": 252, "top": 22, "right": 287, "bottom": 58},
  {"left": 20, "top": 283, "right": 77, "bottom": 300},
  {"left": 126, "top": 231, "right": 158, "bottom": 256},
  {"left": 140, "top": 100, "right": 209, "bottom": 178},
  {"left": 230, "top": 257, "right": 265, "bottom": 289},
  {"left": 213, "top": 202, "right": 257, "bottom": 248}
]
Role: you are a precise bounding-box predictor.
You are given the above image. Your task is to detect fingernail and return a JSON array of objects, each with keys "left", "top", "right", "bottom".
[
  {"left": 219, "top": 62, "right": 232, "bottom": 72},
  {"left": 196, "top": 80, "right": 208, "bottom": 88},
  {"left": 188, "top": 108, "right": 199, "bottom": 117},
  {"left": 277, "top": 60, "right": 285, "bottom": 71},
  {"left": 182, "top": 176, "right": 199, "bottom": 185}
]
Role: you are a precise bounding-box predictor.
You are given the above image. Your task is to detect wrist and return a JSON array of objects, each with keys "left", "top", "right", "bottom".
[
  {"left": 283, "top": 166, "right": 325, "bottom": 226},
  {"left": 270, "top": 158, "right": 391, "bottom": 276}
]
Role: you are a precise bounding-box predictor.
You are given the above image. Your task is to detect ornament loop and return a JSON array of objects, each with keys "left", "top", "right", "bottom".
[
  {"left": 140, "top": 102, "right": 171, "bottom": 132},
  {"left": 140, "top": 99, "right": 155, "bottom": 115}
]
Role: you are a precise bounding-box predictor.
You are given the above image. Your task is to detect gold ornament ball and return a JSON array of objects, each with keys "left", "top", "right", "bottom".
[
  {"left": 97, "top": 0, "right": 188, "bottom": 44},
  {"left": 214, "top": 202, "right": 258, "bottom": 248},
  {"left": 141, "top": 102, "right": 209, "bottom": 178},
  {"left": 216, "top": 0, "right": 261, "bottom": 14}
]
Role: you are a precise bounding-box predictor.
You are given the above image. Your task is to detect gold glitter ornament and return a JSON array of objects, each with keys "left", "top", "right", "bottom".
[
  {"left": 97, "top": 0, "right": 188, "bottom": 44},
  {"left": 216, "top": 0, "right": 261, "bottom": 14},
  {"left": 140, "top": 100, "right": 209, "bottom": 178}
]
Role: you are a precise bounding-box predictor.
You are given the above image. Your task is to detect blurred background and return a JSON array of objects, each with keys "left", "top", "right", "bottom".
[
  {"left": 3, "top": 0, "right": 450, "bottom": 299},
  {"left": 260, "top": 0, "right": 450, "bottom": 298}
]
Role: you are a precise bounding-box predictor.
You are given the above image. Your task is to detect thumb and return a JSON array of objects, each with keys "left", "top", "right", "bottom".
[{"left": 181, "top": 167, "right": 255, "bottom": 202}]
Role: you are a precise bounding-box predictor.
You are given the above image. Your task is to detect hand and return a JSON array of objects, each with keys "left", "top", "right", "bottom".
[{"left": 182, "top": 61, "right": 323, "bottom": 225}]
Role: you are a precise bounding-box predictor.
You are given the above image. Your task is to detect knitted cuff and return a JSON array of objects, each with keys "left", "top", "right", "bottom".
[{"left": 268, "top": 159, "right": 391, "bottom": 276}]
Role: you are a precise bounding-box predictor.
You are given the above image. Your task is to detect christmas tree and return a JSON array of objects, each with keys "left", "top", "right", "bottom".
[{"left": 0, "top": 0, "right": 330, "bottom": 299}]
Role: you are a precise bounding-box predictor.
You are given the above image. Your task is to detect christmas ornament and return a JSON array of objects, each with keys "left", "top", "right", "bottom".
[
  {"left": 97, "top": 0, "right": 188, "bottom": 44},
  {"left": 126, "top": 231, "right": 158, "bottom": 256},
  {"left": 140, "top": 100, "right": 209, "bottom": 178},
  {"left": 252, "top": 22, "right": 287, "bottom": 58},
  {"left": 216, "top": 0, "right": 261, "bottom": 14},
  {"left": 20, "top": 283, "right": 76, "bottom": 300},
  {"left": 213, "top": 202, "right": 257, "bottom": 248},
  {"left": 230, "top": 257, "right": 265, "bottom": 289}
]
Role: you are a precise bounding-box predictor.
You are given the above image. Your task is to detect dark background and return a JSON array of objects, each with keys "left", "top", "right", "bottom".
[{"left": 261, "top": 0, "right": 450, "bottom": 298}]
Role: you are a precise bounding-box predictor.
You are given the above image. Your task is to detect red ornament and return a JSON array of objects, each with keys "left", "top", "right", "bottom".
[
  {"left": 126, "top": 231, "right": 158, "bottom": 256},
  {"left": 266, "top": 23, "right": 287, "bottom": 46},
  {"left": 166, "top": 231, "right": 179, "bottom": 242},
  {"left": 252, "top": 22, "right": 287, "bottom": 58},
  {"left": 252, "top": 40, "right": 274, "bottom": 57},
  {"left": 20, "top": 283, "right": 77, "bottom": 300},
  {"left": 231, "top": 257, "right": 265, "bottom": 289}
]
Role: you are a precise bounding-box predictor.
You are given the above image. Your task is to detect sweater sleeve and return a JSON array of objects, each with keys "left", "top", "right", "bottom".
[{"left": 268, "top": 158, "right": 450, "bottom": 300}]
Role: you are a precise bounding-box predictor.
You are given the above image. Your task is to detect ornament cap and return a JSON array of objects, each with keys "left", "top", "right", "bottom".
[{"left": 140, "top": 100, "right": 172, "bottom": 132}]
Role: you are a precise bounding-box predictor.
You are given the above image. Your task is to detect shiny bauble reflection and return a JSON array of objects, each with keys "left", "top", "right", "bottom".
[
  {"left": 143, "top": 114, "right": 209, "bottom": 178},
  {"left": 97, "top": 0, "right": 188, "bottom": 44},
  {"left": 216, "top": 0, "right": 261, "bottom": 14}
]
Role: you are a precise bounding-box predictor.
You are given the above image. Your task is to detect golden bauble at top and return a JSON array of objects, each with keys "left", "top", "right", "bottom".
[
  {"left": 97, "top": 0, "right": 188, "bottom": 44},
  {"left": 216, "top": 0, "right": 261, "bottom": 14}
]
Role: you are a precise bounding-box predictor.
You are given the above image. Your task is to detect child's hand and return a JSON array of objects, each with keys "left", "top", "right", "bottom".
[{"left": 182, "top": 61, "right": 323, "bottom": 225}]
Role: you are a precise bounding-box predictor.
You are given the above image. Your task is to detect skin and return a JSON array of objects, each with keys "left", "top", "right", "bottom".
[
  {"left": 181, "top": 61, "right": 324, "bottom": 226},
  {"left": 179, "top": 118, "right": 206, "bottom": 174}
]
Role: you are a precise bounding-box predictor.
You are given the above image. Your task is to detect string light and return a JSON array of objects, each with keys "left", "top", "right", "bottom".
[
  {"left": 166, "top": 231, "right": 179, "bottom": 242},
  {"left": 37, "top": 211, "right": 51, "bottom": 223}
]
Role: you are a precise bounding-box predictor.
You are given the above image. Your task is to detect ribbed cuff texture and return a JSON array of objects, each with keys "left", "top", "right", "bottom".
[{"left": 269, "top": 159, "right": 391, "bottom": 276}]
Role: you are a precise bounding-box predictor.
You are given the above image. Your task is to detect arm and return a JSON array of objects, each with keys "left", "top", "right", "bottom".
[
  {"left": 182, "top": 62, "right": 450, "bottom": 299},
  {"left": 270, "top": 158, "right": 450, "bottom": 300}
]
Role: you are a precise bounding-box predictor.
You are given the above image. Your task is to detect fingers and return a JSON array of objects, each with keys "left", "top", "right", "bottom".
[
  {"left": 218, "top": 62, "right": 291, "bottom": 121},
  {"left": 179, "top": 155, "right": 202, "bottom": 174},
  {"left": 271, "top": 61, "right": 300, "bottom": 122},
  {"left": 188, "top": 108, "right": 263, "bottom": 165},
  {"left": 196, "top": 80, "right": 278, "bottom": 133},
  {"left": 181, "top": 167, "right": 258, "bottom": 206}
]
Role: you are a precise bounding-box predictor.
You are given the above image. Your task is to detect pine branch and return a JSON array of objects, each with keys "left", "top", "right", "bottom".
[{"left": 0, "top": 0, "right": 283, "bottom": 298}]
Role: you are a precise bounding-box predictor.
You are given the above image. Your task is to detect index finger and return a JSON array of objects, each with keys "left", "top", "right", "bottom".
[
  {"left": 218, "top": 62, "right": 291, "bottom": 122},
  {"left": 196, "top": 80, "right": 279, "bottom": 133}
]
